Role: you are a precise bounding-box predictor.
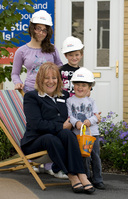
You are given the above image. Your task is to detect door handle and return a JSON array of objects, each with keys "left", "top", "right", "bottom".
[{"left": 116, "top": 60, "right": 119, "bottom": 78}]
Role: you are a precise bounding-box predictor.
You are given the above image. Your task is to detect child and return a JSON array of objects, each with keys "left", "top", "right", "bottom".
[
  {"left": 60, "top": 36, "right": 84, "bottom": 96},
  {"left": 66, "top": 67, "right": 105, "bottom": 190}
]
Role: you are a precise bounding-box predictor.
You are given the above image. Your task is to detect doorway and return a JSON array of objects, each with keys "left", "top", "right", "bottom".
[{"left": 56, "top": 0, "right": 124, "bottom": 120}]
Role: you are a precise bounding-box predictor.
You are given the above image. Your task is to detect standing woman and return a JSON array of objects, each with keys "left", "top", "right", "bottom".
[
  {"left": 11, "top": 10, "right": 62, "bottom": 93},
  {"left": 21, "top": 62, "right": 95, "bottom": 194}
]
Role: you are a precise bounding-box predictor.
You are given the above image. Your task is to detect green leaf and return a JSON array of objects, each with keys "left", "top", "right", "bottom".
[
  {"left": 17, "top": 4, "right": 25, "bottom": 10},
  {"left": 26, "top": 0, "right": 35, "bottom": 5},
  {"left": 1, "top": 50, "right": 9, "bottom": 57},
  {"left": 2, "top": 0, "right": 8, "bottom": 7},
  {"left": 10, "top": 38, "right": 20, "bottom": 44},
  {"left": 24, "top": 4, "right": 35, "bottom": 13},
  {"left": 19, "top": 0, "right": 26, "bottom": 4}
]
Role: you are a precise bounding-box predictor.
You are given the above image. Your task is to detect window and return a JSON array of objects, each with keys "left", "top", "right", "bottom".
[{"left": 97, "top": 1, "right": 110, "bottom": 67}]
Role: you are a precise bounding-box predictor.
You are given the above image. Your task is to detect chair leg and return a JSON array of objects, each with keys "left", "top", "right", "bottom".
[{"left": 20, "top": 155, "right": 46, "bottom": 190}]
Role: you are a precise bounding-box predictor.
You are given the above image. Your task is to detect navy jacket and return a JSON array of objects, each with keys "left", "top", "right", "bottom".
[{"left": 21, "top": 90, "right": 69, "bottom": 147}]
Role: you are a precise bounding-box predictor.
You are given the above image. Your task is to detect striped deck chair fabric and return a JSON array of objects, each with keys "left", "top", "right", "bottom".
[{"left": 0, "top": 90, "right": 26, "bottom": 146}]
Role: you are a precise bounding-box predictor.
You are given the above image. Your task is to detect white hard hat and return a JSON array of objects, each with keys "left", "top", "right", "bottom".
[
  {"left": 30, "top": 10, "right": 53, "bottom": 26},
  {"left": 61, "top": 36, "right": 84, "bottom": 54},
  {"left": 71, "top": 67, "right": 95, "bottom": 86}
]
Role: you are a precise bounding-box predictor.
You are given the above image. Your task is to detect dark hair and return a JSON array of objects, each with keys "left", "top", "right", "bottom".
[
  {"left": 28, "top": 22, "right": 55, "bottom": 53},
  {"left": 64, "top": 48, "right": 84, "bottom": 56},
  {"left": 73, "top": 81, "right": 93, "bottom": 87}
]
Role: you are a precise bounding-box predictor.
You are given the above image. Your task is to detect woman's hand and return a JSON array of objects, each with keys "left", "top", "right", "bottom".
[
  {"left": 14, "top": 83, "right": 24, "bottom": 90},
  {"left": 63, "top": 118, "right": 72, "bottom": 130}
]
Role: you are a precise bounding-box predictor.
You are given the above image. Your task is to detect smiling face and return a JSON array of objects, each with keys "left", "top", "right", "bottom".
[
  {"left": 43, "top": 69, "right": 58, "bottom": 97},
  {"left": 34, "top": 24, "right": 47, "bottom": 42},
  {"left": 73, "top": 82, "right": 91, "bottom": 98},
  {"left": 65, "top": 50, "right": 83, "bottom": 67}
]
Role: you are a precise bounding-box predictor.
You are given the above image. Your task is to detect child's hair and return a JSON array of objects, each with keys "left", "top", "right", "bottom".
[
  {"left": 35, "top": 62, "right": 63, "bottom": 96},
  {"left": 64, "top": 48, "right": 84, "bottom": 56},
  {"left": 73, "top": 81, "right": 93, "bottom": 88}
]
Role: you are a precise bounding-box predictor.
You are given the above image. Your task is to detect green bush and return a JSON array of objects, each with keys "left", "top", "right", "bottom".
[
  {"left": 99, "top": 111, "right": 128, "bottom": 172},
  {"left": 0, "top": 127, "right": 16, "bottom": 160}
]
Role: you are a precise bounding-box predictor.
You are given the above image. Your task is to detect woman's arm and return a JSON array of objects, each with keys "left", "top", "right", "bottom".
[{"left": 11, "top": 47, "right": 24, "bottom": 87}]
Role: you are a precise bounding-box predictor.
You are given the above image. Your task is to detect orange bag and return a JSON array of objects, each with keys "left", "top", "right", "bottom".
[{"left": 77, "top": 124, "right": 96, "bottom": 157}]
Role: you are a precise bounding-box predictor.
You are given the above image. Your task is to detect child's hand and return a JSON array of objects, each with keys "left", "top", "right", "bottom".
[
  {"left": 83, "top": 119, "right": 91, "bottom": 127},
  {"left": 75, "top": 121, "right": 83, "bottom": 130},
  {"left": 94, "top": 112, "right": 101, "bottom": 123}
]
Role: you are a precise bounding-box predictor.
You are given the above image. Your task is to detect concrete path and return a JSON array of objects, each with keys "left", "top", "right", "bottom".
[{"left": 0, "top": 168, "right": 128, "bottom": 199}]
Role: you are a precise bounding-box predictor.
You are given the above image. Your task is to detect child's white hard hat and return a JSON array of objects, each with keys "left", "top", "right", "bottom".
[
  {"left": 61, "top": 36, "right": 84, "bottom": 54},
  {"left": 30, "top": 10, "right": 53, "bottom": 26},
  {"left": 71, "top": 67, "right": 95, "bottom": 86}
]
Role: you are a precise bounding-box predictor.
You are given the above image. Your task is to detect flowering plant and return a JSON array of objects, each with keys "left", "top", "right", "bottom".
[{"left": 98, "top": 111, "right": 128, "bottom": 172}]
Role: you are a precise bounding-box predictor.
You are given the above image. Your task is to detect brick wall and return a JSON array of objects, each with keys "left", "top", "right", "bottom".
[{"left": 124, "top": 0, "right": 128, "bottom": 123}]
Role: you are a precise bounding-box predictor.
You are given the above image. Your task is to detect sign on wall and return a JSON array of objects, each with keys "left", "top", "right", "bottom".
[{"left": 0, "top": 0, "right": 55, "bottom": 64}]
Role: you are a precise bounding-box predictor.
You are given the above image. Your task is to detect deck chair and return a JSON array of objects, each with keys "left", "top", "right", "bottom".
[{"left": 0, "top": 90, "right": 69, "bottom": 190}]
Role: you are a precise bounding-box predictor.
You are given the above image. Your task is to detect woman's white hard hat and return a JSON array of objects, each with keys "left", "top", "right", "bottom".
[
  {"left": 30, "top": 10, "right": 53, "bottom": 26},
  {"left": 71, "top": 67, "right": 95, "bottom": 86},
  {"left": 61, "top": 36, "right": 84, "bottom": 54}
]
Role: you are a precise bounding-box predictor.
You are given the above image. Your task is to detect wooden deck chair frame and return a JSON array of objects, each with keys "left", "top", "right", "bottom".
[{"left": 0, "top": 90, "right": 70, "bottom": 190}]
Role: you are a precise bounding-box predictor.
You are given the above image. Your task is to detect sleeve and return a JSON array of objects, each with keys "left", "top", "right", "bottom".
[
  {"left": 11, "top": 47, "right": 24, "bottom": 85},
  {"left": 24, "top": 92, "right": 63, "bottom": 135},
  {"left": 88, "top": 99, "right": 98, "bottom": 125},
  {"left": 53, "top": 46, "right": 63, "bottom": 67},
  {"left": 66, "top": 98, "right": 79, "bottom": 127}
]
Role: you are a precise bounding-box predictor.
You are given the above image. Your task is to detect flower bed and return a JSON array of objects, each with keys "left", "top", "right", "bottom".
[{"left": 99, "top": 111, "right": 128, "bottom": 173}]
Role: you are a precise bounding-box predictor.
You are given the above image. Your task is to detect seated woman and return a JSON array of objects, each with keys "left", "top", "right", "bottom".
[{"left": 21, "top": 62, "right": 95, "bottom": 194}]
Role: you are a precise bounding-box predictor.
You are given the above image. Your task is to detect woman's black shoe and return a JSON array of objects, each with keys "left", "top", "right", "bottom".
[
  {"left": 83, "top": 184, "right": 95, "bottom": 194},
  {"left": 72, "top": 183, "right": 84, "bottom": 193}
]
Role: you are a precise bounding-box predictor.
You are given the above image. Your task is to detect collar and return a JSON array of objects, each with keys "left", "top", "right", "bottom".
[{"left": 38, "top": 92, "right": 57, "bottom": 99}]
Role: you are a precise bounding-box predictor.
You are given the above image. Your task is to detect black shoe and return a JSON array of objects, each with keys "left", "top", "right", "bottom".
[
  {"left": 93, "top": 182, "right": 105, "bottom": 190},
  {"left": 72, "top": 183, "right": 84, "bottom": 193},
  {"left": 83, "top": 184, "right": 95, "bottom": 194}
]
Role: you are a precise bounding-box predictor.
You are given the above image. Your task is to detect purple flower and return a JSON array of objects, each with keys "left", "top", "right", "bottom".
[
  {"left": 111, "top": 123, "right": 115, "bottom": 127},
  {"left": 109, "top": 128, "right": 113, "bottom": 132},
  {"left": 119, "top": 132, "right": 128, "bottom": 139},
  {"left": 108, "top": 111, "right": 114, "bottom": 115},
  {"left": 101, "top": 118, "right": 106, "bottom": 122},
  {"left": 105, "top": 130, "right": 109, "bottom": 135},
  {"left": 100, "top": 137, "right": 106, "bottom": 144},
  {"left": 107, "top": 115, "right": 111, "bottom": 119},
  {"left": 122, "top": 141, "right": 127, "bottom": 145}
]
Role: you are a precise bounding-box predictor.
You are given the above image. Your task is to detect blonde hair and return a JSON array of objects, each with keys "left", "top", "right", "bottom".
[{"left": 35, "top": 62, "right": 63, "bottom": 97}]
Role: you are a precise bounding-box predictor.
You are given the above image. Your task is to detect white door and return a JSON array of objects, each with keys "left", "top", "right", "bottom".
[{"left": 56, "top": 0, "right": 124, "bottom": 121}]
